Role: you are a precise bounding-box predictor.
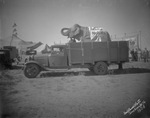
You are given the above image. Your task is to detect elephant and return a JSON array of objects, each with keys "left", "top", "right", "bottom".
[{"left": 61, "top": 24, "right": 111, "bottom": 42}]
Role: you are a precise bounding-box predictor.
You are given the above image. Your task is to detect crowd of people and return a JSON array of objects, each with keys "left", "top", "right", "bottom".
[{"left": 130, "top": 48, "right": 149, "bottom": 62}]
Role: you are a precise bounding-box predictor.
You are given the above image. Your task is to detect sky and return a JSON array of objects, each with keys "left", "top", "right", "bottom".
[{"left": 0, "top": 0, "right": 150, "bottom": 49}]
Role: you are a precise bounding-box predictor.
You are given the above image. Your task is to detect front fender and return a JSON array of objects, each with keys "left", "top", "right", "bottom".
[{"left": 24, "top": 61, "right": 47, "bottom": 71}]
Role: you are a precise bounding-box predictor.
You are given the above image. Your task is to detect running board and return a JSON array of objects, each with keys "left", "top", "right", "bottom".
[{"left": 43, "top": 67, "right": 70, "bottom": 72}]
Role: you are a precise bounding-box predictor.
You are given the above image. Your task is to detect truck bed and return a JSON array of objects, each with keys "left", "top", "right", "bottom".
[{"left": 68, "top": 41, "right": 129, "bottom": 65}]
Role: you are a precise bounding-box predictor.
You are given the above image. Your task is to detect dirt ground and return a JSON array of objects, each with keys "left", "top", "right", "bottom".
[{"left": 0, "top": 62, "right": 150, "bottom": 118}]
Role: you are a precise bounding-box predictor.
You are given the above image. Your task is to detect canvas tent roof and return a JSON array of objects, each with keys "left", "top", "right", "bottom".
[
  {"left": 41, "top": 44, "right": 51, "bottom": 54},
  {"left": 27, "top": 42, "right": 43, "bottom": 50},
  {"left": 30, "top": 43, "right": 51, "bottom": 53},
  {"left": 0, "top": 35, "right": 35, "bottom": 48}
]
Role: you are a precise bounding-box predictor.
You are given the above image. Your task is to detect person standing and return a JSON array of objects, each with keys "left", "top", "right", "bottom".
[
  {"left": 143, "top": 48, "right": 149, "bottom": 62},
  {"left": 137, "top": 48, "right": 142, "bottom": 61},
  {"left": 130, "top": 49, "right": 135, "bottom": 61},
  {"left": 134, "top": 48, "right": 138, "bottom": 61}
]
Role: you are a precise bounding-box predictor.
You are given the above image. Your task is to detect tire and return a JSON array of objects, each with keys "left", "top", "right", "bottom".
[
  {"left": 93, "top": 62, "right": 108, "bottom": 75},
  {"left": 24, "top": 63, "right": 40, "bottom": 78}
]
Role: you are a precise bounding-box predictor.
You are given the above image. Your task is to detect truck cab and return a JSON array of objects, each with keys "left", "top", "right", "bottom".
[{"left": 48, "top": 45, "right": 68, "bottom": 68}]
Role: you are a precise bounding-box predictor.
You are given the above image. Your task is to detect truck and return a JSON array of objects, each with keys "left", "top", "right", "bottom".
[
  {"left": 23, "top": 41, "right": 129, "bottom": 78},
  {"left": 0, "top": 46, "right": 19, "bottom": 69},
  {"left": 0, "top": 49, "right": 13, "bottom": 69},
  {"left": 3, "top": 46, "right": 19, "bottom": 62}
]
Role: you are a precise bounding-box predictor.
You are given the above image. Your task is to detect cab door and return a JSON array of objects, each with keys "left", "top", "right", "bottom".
[{"left": 49, "top": 47, "right": 68, "bottom": 68}]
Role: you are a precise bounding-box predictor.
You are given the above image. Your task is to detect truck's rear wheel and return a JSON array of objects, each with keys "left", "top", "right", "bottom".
[
  {"left": 93, "top": 62, "right": 108, "bottom": 75},
  {"left": 24, "top": 63, "right": 40, "bottom": 78}
]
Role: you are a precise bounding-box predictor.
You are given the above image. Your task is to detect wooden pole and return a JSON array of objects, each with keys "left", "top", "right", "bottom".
[
  {"left": 10, "top": 35, "right": 13, "bottom": 46},
  {"left": 139, "top": 31, "right": 141, "bottom": 49}
]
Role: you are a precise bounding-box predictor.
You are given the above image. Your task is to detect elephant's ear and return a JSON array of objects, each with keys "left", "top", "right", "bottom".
[{"left": 61, "top": 28, "right": 70, "bottom": 36}]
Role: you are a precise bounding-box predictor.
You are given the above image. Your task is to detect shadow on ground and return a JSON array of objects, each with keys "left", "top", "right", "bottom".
[
  {"left": 0, "top": 64, "right": 24, "bottom": 71},
  {"left": 39, "top": 68, "right": 150, "bottom": 78},
  {"left": 109, "top": 68, "right": 150, "bottom": 75},
  {"left": 11, "top": 65, "right": 24, "bottom": 70}
]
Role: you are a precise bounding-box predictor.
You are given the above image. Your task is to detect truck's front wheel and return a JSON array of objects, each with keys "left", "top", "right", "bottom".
[
  {"left": 93, "top": 62, "right": 108, "bottom": 75},
  {"left": 24, "top": 63, "right": 40, "bottom": 78}
]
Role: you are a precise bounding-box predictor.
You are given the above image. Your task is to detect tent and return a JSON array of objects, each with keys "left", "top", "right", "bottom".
[
  {"left": 27, "top": 42, "right": 43, "bottom": 50},
  {"left": 0, "top": 35, "right": 36, "bottom": 54},
  {"left": 41, "top": 44, "right": 51, "bottom": 54}
]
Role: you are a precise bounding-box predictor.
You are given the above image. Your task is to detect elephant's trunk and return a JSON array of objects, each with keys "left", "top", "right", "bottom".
[{"left": 61, "top": 28, "right": 70, "bottom": 37}]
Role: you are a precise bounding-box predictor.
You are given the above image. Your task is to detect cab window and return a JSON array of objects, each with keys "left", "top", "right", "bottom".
[{"left": 51, "top": 47, "right": 64, "bottom": 56}]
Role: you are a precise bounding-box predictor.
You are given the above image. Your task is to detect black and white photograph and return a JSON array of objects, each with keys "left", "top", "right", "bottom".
[{"left": 0, "top": 0, "right": 150, "bottom": 118}]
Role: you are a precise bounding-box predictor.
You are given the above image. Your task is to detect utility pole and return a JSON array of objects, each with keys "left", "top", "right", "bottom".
[
  {"left": 124, "top": 33, "right": 127, "bottom": 41},
  {"left": 124, "top": 33, "right": 126, "bottom": 37},
  {"left": 10, "top": 23, "right": 18, "bottom": 46},
  {"left": 139, "top": 31, "right": 141, "bottom": 49}
]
